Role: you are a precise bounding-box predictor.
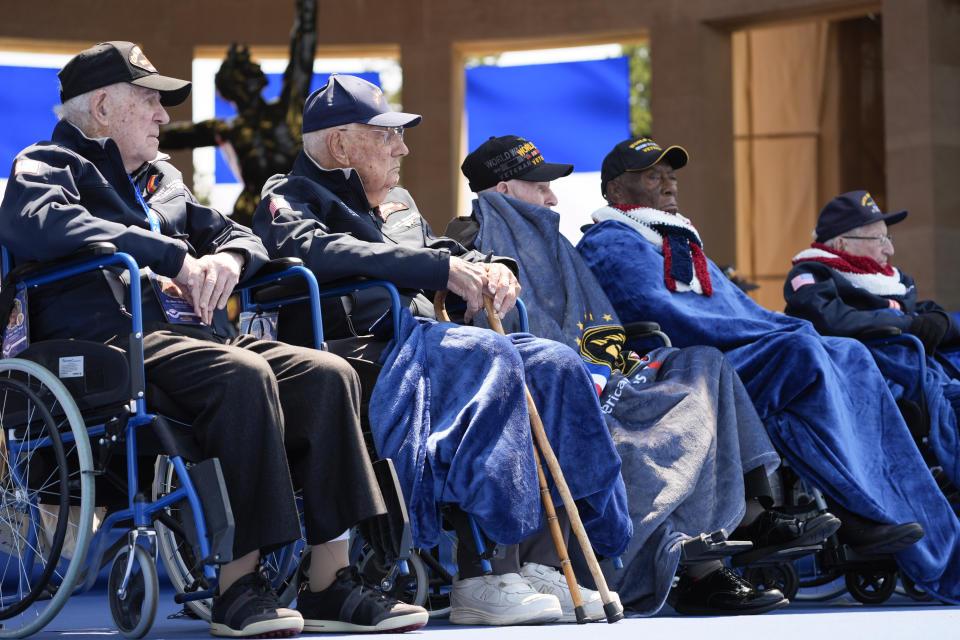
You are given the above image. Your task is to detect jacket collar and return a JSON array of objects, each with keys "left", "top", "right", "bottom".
[
  {"left": 51, "top": 120, "right": 150, "bottom": 195},
  {"left": 292, "top": 151, "right": 372, "bottom": 213}
]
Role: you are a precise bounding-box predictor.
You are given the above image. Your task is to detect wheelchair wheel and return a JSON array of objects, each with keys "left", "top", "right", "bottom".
[
  {"left": 741, "top": 562, "right": 799, "bottom": 601},
  {"left": 845, "top": 567, "right": 897, "bottom": 604},
  {"left": 0, "top": 359, "right": 94, "bottom": 638},
  {"left": 108, "top": 544, "right": 158, "bottom": 638}
]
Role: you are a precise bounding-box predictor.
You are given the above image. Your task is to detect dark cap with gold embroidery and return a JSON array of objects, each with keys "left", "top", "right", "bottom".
[
  {"left": 600, "top": 137, "right": 688, "bottom": 197},
  {"left": 58, "top": 41, "right": 191, "bottom": 106},
  {"left": 461, "top": 135, "right": 573, "bottom": 192}
]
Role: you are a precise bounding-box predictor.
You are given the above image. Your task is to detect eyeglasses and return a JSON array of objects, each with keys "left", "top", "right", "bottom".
[
  {"left": 342, "top": 125, "right": 404, "bottom": 146},
  {"left": 841, "top": 233, "right": 894, "bottom": 245}
]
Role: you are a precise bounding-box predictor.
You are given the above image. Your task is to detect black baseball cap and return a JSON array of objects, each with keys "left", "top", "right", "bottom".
[
  {"left": 600, "top": 136, "right": 688, "bottom": 197},
  {"left": 815, "top": 190, "right": 907, "bottom": 243},
  {"left": 58, "top": 41, "right": 191, "bottom": 107},
  {"left": 303, "top": 74, "right": 421, "bottom": 133},
  {"left": 461, "top": 135, "right": 573, "bottom": 192}
]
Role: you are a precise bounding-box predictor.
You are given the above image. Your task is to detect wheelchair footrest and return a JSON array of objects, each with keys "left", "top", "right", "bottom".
[
  {"left": 678, "top": 529, "right": 752, "bottom": 565},
  {"left": 730, "top": 543, "right": 822, "bottom": 567}
]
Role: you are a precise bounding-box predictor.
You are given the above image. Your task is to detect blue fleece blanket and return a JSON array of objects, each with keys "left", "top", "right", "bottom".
[
  {"left": 578, "top": 219, "right": 960, "bottom": 604},
  {"left": 469, "top": 193, "right": 779, "bottom": 612},
  {"left": 369, "top": 308, "right": 631, "bottom": 555},
  {"left": 865, "top": 339, "right": 960, "bottom": 500},
  {"left": 597, "top": 346, "right": 779, "bottom": 613},
  {"left": 470, "top": 192, "right": 631, "bottom": 388}
]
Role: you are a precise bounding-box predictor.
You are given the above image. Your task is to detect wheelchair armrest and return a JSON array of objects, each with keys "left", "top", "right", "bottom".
[
  {"left": 247, "top": 257, "right": 304, "bottom": 278},
  {"left": 855, "top": 326, "right": 903, "bottom": 341},
  {"left": 623, "top": 321, "right": 663, "bottom": 340},
  {"left": 623, "top": 321, "right": 672, "bottom": 348},
  {"left": 5, "top": 242, "right": 118, "bottom": 281}
]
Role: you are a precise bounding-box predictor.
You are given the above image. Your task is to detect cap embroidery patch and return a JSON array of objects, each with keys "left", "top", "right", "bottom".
[
  {"left": 629, "top": 139, "right": 661, "bottom": 153},
  {"left": 129, "top": 45, "right": 157, "bottom": 73},
  {"left": 861, "top": 192, "right": 881, "bottom": 214}
]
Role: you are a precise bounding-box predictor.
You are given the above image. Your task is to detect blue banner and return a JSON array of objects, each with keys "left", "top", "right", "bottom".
[
  {"left": 465, "top": 57, "right": 630, "bottom": 172},
  {"left": 0, "top": 65, "right": 61, "bottom": 175}
]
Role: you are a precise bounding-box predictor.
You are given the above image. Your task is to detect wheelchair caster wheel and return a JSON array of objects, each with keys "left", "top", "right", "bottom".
[
  {"left": 741, "top": 562, "right": 799, "bottom": 601},
  {"left": 845, "top": 567, "right": 897, "bottom": 604},
  {"left": 899, "top": 570, "right": 934, "bottom": 602},
  {"left": 357, "top": 545, "right": 429, "bottom": 612},
  {"left": 109, "top": 544, "right": 159, "bottom": 638}
]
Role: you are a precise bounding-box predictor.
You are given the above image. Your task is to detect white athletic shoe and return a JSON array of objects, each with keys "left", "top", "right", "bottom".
[
  {"left": 449, "top": 572, "right": 562, "bottom": 626},
  {"left": 519, "top": 562, "right": 615, "bottom": 622}
]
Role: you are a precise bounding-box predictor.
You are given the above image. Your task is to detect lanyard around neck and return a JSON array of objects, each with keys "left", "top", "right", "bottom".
[{"left": 128, "top": 174, "right": 160, "bottom": 234}]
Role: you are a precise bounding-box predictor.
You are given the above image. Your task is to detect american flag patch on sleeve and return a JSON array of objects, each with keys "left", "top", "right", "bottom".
[
  {"left": 268, "top": 196, "right": 292, "bottom": 219},
  {"left": 14, "top": 158, "right": 41, "bottom": 175},
  {"left": 791, "top": 273, "right": 816, "bottom": 291}
]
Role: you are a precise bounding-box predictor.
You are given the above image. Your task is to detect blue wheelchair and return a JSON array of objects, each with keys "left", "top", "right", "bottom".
[{"left": 0, "top": 243, "right": 323, "bottom": 637}]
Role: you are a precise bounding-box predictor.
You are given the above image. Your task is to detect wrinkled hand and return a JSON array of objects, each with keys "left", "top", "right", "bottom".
[
  {"left": 446, "top": 257, "right": 521, "bottom": 321},
  {"left": 173, "top": 252, "right": 244, "bottom": 324}
]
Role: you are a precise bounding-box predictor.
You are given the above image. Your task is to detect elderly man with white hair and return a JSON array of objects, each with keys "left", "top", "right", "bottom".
[
  {"left": 0, "top": 42, "right": 429, "bottom": 637},
  {"left": 254, "top": 74, "right": 633, "bottom": 626}
]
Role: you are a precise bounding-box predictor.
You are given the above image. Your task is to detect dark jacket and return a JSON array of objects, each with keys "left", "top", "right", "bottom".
[
  {"left": 254, "top": 151, "right": 516, "bottom": 338},
  {"left": 783, "top": 260, "right": 960, "bottom": 344},
  {"left": 0, "top": 120, "right": 268, "bottom": 342}
]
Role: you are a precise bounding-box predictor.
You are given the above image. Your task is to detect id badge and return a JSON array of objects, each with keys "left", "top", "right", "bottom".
[
  {"left": 239, "top": 311, "right": 278, "bottom": 341},
  {"left": 149, "top": 272, "right": 204, "bottom": 325},
  {"left": 1, "top": 290, "right": 29, "bottom": 358}
]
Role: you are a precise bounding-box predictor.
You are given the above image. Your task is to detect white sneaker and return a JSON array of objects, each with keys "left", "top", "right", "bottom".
[
  {"left": 449, "top": 573, "right": 562, "bottom": 625},
  {"left": 519, "top": 562, "right": 616, "bottom": 622}
]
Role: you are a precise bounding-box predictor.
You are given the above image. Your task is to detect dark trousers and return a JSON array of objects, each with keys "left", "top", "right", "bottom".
[
  {"left": 142, "top": 328, "right": 385, "bottom": 557},
  {"left": 326, "top": 334, "right": 566, "bottom": 577}
]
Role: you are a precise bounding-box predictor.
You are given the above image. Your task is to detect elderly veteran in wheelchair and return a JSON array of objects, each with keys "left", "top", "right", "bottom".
[
  {"left": 440, "top": 134, "right": 849, "bottom": 615},
  {"left": 253, "top": 74, "right": 632, "bottom": 625},
  {"left": 0, "top": 42, "right": 428, "bottom": 637},
  {"left": 784, "top": 190, "right": 960, "bottom": 504},
  {"left": 577, "top": 135, "right": 960, "bottom": 605}
]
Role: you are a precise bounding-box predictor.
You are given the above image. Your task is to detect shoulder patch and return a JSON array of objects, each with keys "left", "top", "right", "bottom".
[
  {"left": 378, "top": 201, "right": 409, "bottom": 221},
  {"left": 790, "top": 272, "right": 816, "bottom": 291},
  {"left": 14, "top": 158, "right": 41, "bottom": 175},
  {"left": 268, "top": 196, "right": 292, "bottom": 219}
]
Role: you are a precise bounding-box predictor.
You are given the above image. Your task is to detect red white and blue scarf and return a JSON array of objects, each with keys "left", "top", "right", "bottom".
[
  {"left": 791, "top": 243, "right": 906, "bottom": 297},
  {"left": 592, "top": 204, "right": 713, "bottom": 297}
]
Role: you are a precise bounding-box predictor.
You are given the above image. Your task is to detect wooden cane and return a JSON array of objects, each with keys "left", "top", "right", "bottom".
[{"left": 434, "top": 291, "right": 623, "bottom": 623}]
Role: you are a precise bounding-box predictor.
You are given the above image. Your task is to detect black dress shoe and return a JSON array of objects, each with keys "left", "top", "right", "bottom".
[
  {"left": 731, "top": 510, "right": 841, "bottom": 562},
  {"left": 839, "top": 521, "right": 924, "bottom": 555},
  {"left": 668, "top": 567, "right": 788, "bottom": 616}
]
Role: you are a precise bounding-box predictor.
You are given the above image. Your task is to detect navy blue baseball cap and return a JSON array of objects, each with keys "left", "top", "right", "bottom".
[
  {"left": 302, "top": 74, "right": 421, "bottom": 133},
  {"left": 815, "top": 190, "right": 907, "bottom": 243}
]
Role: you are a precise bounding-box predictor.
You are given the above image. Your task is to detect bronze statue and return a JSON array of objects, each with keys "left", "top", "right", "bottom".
[{"left": 159, "top": 0, "right": 316, "bottom": 227}]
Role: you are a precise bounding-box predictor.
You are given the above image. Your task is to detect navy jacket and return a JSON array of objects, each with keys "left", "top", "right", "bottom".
[
  {"left": 783, "top": 260, "right": 960, "bottom": 345},
  {"left": 254, "top": 151, "right": 516, "bottom": 338},
  {"left": 0, "top": 120, "right": 268, "bottom": 342}
]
